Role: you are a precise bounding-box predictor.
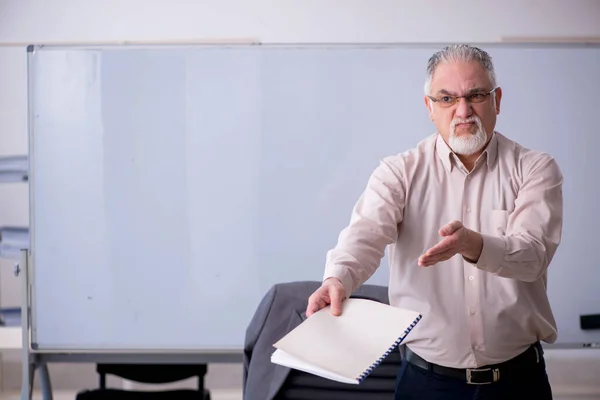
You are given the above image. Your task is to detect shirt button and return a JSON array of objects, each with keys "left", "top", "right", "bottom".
[
  {"left": 468, "top": 276, "right": 474, "bottom": 281},
  {"left": 465, "top": 206, "right": 471, "bottom": 213},
  {"left": 474, "top": 345, "right": 480, "bottom": 351},
  {"left": 470, "top": 309, "right": 476, "bottom": 315}
]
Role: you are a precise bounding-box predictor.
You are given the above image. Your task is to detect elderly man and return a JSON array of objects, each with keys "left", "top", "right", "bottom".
[{"left": 306, "top": 44, "right": 562, "bottom": 399}]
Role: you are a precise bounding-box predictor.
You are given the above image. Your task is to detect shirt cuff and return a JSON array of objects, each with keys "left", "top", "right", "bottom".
[
  {"left": 472, "top": 233, "right": 506, "bottom": 274},
  {"left": 323, "top": 264, "right": 355, "bottom": 298}
]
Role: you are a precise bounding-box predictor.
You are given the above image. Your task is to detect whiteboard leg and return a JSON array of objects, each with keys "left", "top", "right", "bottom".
[
  {"left": 19, "top": 249, "right": 35, "bottom": 400},
  {"left": 38, "top": 363, "right": 53, "bottom": 400},
  {"left": 20, "top": 362, "right": 33, "bottom": 400}
]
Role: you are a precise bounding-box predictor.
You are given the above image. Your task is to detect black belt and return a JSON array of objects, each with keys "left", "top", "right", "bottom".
[{"left": 403, "top": 342, "right": 544, "bottom": 385}]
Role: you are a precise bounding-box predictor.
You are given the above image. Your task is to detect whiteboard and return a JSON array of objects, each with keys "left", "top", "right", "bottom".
[{"left": 27, "top": 43, "right": 600, "bottom": 351}]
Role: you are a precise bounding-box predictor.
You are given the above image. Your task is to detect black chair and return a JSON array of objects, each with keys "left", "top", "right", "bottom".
[
  {"left": 274, "top": 348, "right": 401, "bottom": 400},
  {"left": 76, "top": 364, "right": 211, "bottom": 400}
]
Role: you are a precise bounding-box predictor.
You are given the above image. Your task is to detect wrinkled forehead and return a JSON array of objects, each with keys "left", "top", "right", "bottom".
[{"left": 430, "top": 60, "right": 493, "bottom": 94}]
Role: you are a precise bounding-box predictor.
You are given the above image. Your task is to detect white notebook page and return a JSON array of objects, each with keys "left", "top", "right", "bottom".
[{"left": 272, "top": 298, "right": 421, "bottom": 382}]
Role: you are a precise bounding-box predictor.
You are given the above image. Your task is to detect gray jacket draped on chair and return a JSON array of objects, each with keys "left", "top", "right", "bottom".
[{"left": 243, "top": 281, "right": 393, "bottom": 400}]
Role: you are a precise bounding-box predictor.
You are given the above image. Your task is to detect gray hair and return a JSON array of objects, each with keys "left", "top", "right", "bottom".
[{"left": 424, "top": 44, "right": 497, "bottom": 95}]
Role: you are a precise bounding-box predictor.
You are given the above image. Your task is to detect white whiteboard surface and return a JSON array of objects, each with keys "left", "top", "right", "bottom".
[{"left": 28, "top": 44, "right": 600, "bottom": 351}]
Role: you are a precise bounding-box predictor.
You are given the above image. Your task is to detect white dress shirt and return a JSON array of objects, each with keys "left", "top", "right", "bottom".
[{"left": 323, "top": 131, "right": 563, "bottom": 368}]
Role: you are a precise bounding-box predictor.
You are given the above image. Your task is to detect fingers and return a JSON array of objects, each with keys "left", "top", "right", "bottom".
[
  {"left": 439, "top": 220, "right": 463, "bottom": 236},
  {"left": 326, "top": 279, "right": 346, "bottom": 316},
  {"left": 306, "top": 292, "right": 327, "bottom": 317},
  {"left": 419, "top": 236, "right": 459, "bottom": 266},
  {"left": 418, "top": 248, "right": 458, "bottom": 267},
  {"left": 423, "top": 236, "right": 455, "bottom": 257},
  {"left": 329, "top": 287, "right": 343, "bottom": 316},
  {"left": 417, "top": 221, "right": 464, "bottom": 267},
  {"left": 305, "top": 280, "right": 346, "bottom": 317},
  {"left": 305, "top": 296, "right": 325, "bottom": 317}
]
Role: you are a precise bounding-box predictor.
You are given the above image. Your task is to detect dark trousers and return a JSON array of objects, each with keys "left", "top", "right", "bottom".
[{"left": 394, "top": 356, "right": 553, "bottom": 400}]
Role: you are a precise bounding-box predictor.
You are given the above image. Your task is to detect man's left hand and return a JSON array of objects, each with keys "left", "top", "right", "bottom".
[{"left": 418, "top": 220, "right": 483, "bottom": 267}]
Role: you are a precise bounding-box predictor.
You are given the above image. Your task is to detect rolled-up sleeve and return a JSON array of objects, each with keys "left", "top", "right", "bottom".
[
  {"left": 475, "top": 155, "right": 563, "bottom": 282},
  {"left": 323, "top": 158, "right": 405, "bottom": 295}
]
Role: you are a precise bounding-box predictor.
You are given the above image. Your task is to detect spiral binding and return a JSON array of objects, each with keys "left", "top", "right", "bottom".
[{"left": 356, "top": 314, "right": 423, "bottom": 383}]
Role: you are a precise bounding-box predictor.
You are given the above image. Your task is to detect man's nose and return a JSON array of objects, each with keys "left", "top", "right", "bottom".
[{"left": 455, "top": 98, "right": 473, "bottom": 118}]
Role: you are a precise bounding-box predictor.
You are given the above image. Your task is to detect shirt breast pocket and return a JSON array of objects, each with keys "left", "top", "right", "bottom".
[{"left": 490, "top": 209, "right": 509, "bottom": 235}]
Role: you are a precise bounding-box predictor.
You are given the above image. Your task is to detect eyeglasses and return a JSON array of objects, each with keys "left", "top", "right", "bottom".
[{"left": 428, "top": 87, "right": 498, "bottom": 108}]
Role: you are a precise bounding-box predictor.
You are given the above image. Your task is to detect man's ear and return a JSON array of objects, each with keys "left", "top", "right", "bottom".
[
  {"left": 494, "top": 87, "right": 502, "bottom": 115},
  {"left": 424, "top": 96, "right": 434, "bottom": 121}
]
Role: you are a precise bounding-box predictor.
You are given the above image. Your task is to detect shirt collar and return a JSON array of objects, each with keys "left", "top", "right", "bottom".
[
  {"left": 435, "top": 134, "right": 454, "bottom": 172},
  {"left": 435, "top": 132, "right": 498, "bottom": 172},
  {"left": 483, "top": 131, "right": 498, "bottom": 169}
]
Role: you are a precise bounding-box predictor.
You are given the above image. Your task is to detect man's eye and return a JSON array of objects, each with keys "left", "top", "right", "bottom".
[
  {"left": 440, "top": 96, "right": 454, "bottom": 103},
  {"left": 469, "top": 93, "right": 485, "bottom": 101}
]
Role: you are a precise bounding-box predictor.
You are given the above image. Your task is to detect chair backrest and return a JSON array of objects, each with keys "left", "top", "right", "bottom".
[
  {"left": 75, "top": 364, "right": 211, "bottom": 400},
  {"left": 97, "top": 363, "right": 207, "bottom": 387},
  {"left": 96, "top": 364, "right": 208, "bottom": 383}
]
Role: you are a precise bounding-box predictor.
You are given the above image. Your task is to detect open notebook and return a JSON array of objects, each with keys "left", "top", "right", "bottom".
[{"left": 271, "top": 298, "right": 422, "bottom": 384}]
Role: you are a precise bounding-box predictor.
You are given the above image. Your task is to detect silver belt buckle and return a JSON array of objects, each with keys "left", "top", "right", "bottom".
[{"left": 466, "top": 367, "right": 500, "bottom": 384}]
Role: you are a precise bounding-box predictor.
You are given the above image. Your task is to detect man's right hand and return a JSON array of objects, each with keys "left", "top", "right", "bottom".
[{"left": 306, "top": 278, "right": 346, "bottom": 318}]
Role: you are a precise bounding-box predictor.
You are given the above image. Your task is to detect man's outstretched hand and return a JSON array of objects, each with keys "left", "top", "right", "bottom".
[
  {"left": 418, "top": 220, "right": 483, "bottom": 267},
  {"left": 306, "top": 278, "right": 346, "bottom": 318}
]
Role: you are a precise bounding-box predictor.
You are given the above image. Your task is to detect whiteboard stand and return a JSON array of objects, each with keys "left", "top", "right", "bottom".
[{"left": 18, "top": 249, "right": 52, "bottom": 400}]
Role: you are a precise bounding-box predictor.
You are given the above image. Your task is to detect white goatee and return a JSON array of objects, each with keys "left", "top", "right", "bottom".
[{"left": 448, "top": 116, "right": 488, "bottom": 155}]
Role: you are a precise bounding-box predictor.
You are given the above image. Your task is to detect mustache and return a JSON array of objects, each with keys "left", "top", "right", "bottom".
[{"left": 450, "top": 116, "right": 481, "bottom": 129}]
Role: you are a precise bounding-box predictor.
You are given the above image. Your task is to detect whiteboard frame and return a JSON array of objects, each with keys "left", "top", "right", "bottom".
[
  {"left": 26, "top": 44, "right": 39, "bottom": 347},
  {"left": 24, "top": 42, "right": 600, "bottom": 355}
]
